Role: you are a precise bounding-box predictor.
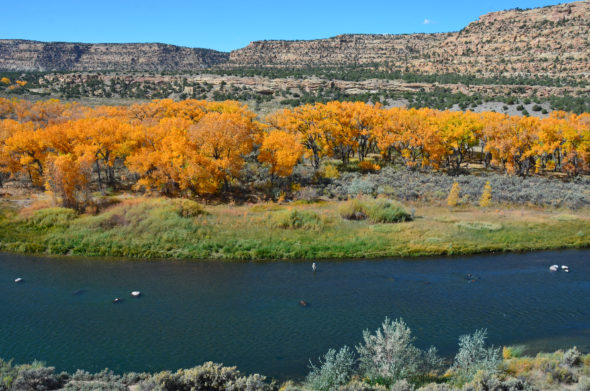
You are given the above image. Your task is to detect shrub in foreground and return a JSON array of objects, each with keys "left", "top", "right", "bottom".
[
  {"left": 140, "top": 362, "right": 270, "bottom": 391},
  {"left": 306, "top": 346, "right": 356, "bottom": 391},
  {"left": 577, "top": 376, "right": 590, "bottom": 391},
  {"left": 563, "top": 347, "right": 582, "bottom": 367},
  {"left": 464, "top": 370, "right": 534, "bottom": 391},
  {"left": 452, "top": 330, "right": 501, "bottom": 385},
  {"left": 356, "top": 318, "right": 443, "bottom": 385}
]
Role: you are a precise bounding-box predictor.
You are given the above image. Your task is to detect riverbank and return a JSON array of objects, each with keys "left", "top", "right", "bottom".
[
  {"left": 0, "top": 197, "right": 588, "bottom": 260},
  {"left": 2, "top": 348, "right": 590, "bottom": 391}
]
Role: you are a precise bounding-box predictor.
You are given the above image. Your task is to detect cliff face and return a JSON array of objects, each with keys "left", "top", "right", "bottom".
[
  {"left": 1, "top": 1, "right": 589, "bottom": 76},
  {"left": 0, "top": 40, "right": 229, "bottom": 71},
  {"left": 229, "top": 1, "right": 590, "bottom": 77}
]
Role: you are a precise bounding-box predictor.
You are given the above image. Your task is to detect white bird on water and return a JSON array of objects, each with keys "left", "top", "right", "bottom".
[
  {"left": 131, "top": 291, "right": 141, "bottom": 297},
  {"left": 312, "top": 263, "right": 317, "bottom": 272},
  {"left": 549, "top": 265, "right": 558, "bottom": 272},
  {"left": 14, "top": 277, "right": 23, "bottom": 283}
]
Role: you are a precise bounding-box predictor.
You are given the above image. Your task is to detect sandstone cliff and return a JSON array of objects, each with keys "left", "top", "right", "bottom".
[
  {"left": 229, "top": 1, "right": 590, "bottom": 77},
  {"left": 1, "top": 1, "right": 589, "bottom": 77},
  {"left": 0, "top": 40, "right": 229, "bottom": 71}
]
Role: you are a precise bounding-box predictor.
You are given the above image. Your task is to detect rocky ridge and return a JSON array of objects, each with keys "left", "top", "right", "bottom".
[
  {"left": 0, "top": 1, "right": 589, "bottom": 79},
  {"left": 0, "top": 40, "right": 229, "bottom": 71},
  {"left": 229, "top": 1, "right": 590, "bottom": 77}
]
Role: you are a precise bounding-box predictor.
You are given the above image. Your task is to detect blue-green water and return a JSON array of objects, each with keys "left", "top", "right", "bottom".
[{"left": 1, "top": 250, "right": 589, "bottom": 379}]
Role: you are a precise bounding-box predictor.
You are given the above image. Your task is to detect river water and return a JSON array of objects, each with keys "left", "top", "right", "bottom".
[{"left": 1, "top": 250, "right": 589, "bottom": 379}]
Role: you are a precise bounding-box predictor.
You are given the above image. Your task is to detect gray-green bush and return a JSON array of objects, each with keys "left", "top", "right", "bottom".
[
  {"left": 563, "top": 347, "right": 582, "bottom": 367},
  {"left": 327, "top": 168, "right": 590, "bottom": 209},
  {"left": 140, "top": 362, "right": 270, "bottom": 391},
  {"left": 452, "top": 330, "right": 501, "bottom": 385},
  {"left": 306, "top": 346, "right": 356, "bottom": 391},
  {"left": 463, "top": 370, "right": 533, "bottom": 391},
  {"left": 577, "top": 376, "right": 590, "bottom": 391},
  {"left": 356, "top": 318, "right": 442, "bottom": 385}
]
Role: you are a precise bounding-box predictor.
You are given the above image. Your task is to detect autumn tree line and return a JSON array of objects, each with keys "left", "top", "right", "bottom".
[{"left": 0, "top": 98, "right": 589, "bottom": 209}]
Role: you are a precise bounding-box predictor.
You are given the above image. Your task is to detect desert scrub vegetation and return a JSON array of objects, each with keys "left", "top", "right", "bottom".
[
  {"left": 301, "top": 319, "right": 590, "bottom": 391},
  {"left": 0, "top": 197, "right": 589, "bottom": 260},
  {"left": 2, "top": 318, "right": 588, "bottom": 391},
  {"left": 0, "top": 359, "right": 268, "bottom": 391},
  {"left": 326, "top": 168, "right": 590, "bottom": 209}
]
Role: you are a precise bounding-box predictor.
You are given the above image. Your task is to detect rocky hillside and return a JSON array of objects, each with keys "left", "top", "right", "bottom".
[
  {"left": 0, "top": 40, "right": 229, "bottom": 71},
  {"left": 229, "top": 1, "right": 590, "bottom": 77},
  {"left": 0, "top": 1, "right": 589, "bottom": 77}
]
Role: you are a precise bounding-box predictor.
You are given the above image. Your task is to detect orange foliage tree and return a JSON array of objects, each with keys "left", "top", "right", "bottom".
[
  {"left": 0, "top": 97, "right": 588, "bottom": 209},
  {"left": 258, "top": 130, "right": 304, "bottom": 178}
]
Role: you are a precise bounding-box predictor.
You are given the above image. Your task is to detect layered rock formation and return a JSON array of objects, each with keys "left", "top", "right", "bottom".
[
  {"left": 0, "top": 40, "right": 229, "bottom": 71},
  {"left": 229, "top": 1, "right": 590, "bottom": 77},
  {"left": 0, "top": 1, "right": 589, "bottom": 77}
]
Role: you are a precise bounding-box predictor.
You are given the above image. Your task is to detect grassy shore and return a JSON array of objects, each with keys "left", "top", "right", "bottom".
[{"left": 0, "top": 196, "right": 589, "bottom": 260}]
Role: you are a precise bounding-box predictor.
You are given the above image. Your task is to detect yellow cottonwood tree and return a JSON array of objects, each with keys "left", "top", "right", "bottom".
[{"left": 258, "top": 130, "right": 304, "bottom": 177}]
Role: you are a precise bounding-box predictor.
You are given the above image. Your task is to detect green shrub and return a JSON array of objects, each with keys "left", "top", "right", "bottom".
[
  {"left": 502, "top": 345, "right": 525, "bottom": 359},
  {"left": 365, "top": 199, "right": 412, "bottom": 223},
  {"left": 339, "top": 199, "right": 368, "bottom": 221},
  {"left": 173, "top": 199, "right": 208, "bottom": 218},
  {"left": 270, "top": 209, "right": 325, "bottom": 231},
  {"left": 339, "top": 198, "right": 411, "bottom": 224},
  {"left": 0, "top": 358, "right": 17, "bottom": 390},
  {"left": 26, "top": 208, "right": 77, "bottom": 229}
]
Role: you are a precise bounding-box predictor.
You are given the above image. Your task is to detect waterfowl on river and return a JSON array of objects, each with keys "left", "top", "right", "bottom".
[
  {"left": 299, "top": 300, "right": 308, "bottom": 307},
  {"left": 549, "top": 265, "right": 558, "bottom": 272},
  {"left": 131, "top": 291, "right": 141, "bottom": 297},
  {"left": 112, "top": 298, "right": 122, "bottom": 304},
  {"left": 14, "top": 277, "right": 23, "bottom": 283},
  {"left": 312, "top": 263, "right": 317, "bottom": 272},
  {"left": 561, "top": 265, "right": 569, "bottom": 270}
]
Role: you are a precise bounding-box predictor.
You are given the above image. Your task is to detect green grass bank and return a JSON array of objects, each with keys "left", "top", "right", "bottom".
[{"left": 0, "top": 197, "right": 589, "bottom": 261}]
